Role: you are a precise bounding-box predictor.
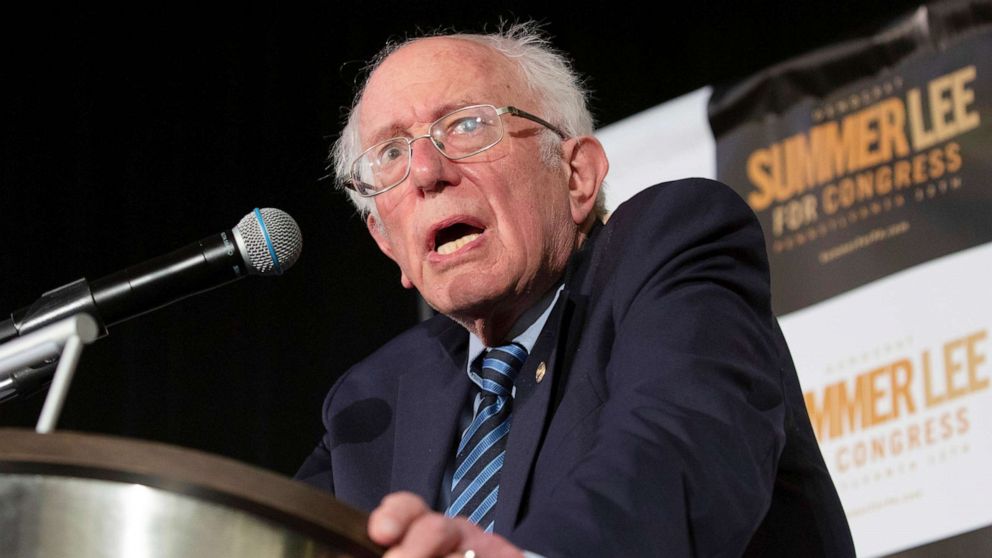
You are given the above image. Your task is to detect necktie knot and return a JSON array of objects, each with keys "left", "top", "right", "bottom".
[{"left": 474, "top": 343, "right": 528, "bottom": 397}]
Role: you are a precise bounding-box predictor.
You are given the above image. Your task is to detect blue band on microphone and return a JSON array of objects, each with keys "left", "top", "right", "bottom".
[{"left": 254, "top": 207, "right": 282, "bottom": 275}]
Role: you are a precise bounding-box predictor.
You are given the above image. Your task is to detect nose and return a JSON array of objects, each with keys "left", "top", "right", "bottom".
[{"left": 407, "top": 135, "right": 454, "bottom": 193}]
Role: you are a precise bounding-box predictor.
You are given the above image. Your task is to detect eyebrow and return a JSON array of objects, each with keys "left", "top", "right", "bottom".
[{"left": 364, "top": 100, "right": 482, "bottom": 146}]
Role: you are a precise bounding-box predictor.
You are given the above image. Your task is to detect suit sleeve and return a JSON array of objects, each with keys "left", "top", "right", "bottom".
[
  {"left": 512, "top": 179, "right": 787, "bottom": 557},
  {"left": 294, "top": 370, "right": 347, "bottom": 493}
]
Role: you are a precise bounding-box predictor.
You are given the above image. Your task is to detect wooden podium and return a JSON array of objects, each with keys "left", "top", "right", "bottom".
[{"left": 0, "top": 428, "right": 381, "bottom": 557}]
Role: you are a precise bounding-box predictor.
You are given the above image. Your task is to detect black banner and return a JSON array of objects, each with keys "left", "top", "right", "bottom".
[{"left": 710, "top": 0, "right": 992, "bottom": 315}]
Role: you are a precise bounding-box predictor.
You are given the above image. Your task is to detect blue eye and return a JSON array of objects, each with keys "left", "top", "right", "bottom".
[
  {"left": 449, "top": 116, "right": 484, "bottom": 135},
  {"left": 377, "top": 143, "right": 406, "bottom": 166}
]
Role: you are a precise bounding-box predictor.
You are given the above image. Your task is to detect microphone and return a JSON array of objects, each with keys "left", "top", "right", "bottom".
[{"left": 0, "top": 208, "right": 302, "bottom": 343}]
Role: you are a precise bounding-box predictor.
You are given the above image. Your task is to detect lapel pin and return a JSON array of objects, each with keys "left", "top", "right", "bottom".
[{"left": 535, "top": 361, "right": 547, "bottom": 383}]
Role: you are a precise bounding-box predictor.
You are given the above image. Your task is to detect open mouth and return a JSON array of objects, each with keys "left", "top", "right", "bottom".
[{"left": 434, "top": 222, "right": 484, "bottom": 255}]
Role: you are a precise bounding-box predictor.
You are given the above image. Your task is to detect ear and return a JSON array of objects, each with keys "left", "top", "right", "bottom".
[
  {"left": 562, "top": 136, "right": 609, "bottom": 227},
  {"left": 367, "top": 214, "right": 415, "bottom": 289}
]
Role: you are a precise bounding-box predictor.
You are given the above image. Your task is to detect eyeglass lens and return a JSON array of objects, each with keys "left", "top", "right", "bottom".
[{"left": 353, "top": 105, "right": 504, "bottom": 193}]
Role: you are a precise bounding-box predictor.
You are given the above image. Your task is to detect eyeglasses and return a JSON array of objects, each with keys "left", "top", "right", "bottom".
[{"left": 347, "top": 104, "right": 568, "bottom": 197}]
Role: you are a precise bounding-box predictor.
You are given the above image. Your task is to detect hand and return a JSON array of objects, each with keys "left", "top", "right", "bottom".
[{"left": 368, "top": 491, "right": 526, "bottom": 558}]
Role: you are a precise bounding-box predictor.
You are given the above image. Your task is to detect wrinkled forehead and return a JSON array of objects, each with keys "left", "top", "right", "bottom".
[{"left": 357, "top": 38, "right": 531, "bottom": 144}]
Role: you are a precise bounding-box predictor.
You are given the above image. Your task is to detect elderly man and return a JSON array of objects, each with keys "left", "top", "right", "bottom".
[{"left": 296, "top": 24, "right": 854, "bottom": 557}]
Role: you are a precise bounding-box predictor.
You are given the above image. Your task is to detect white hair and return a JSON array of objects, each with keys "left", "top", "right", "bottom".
[{"left": 330, "top": 22, "right": 605, "bottom": 219}]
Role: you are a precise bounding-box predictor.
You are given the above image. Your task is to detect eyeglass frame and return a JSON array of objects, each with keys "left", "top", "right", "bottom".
[{"left": 346, "top": 104, "right": 569, "bottom": 197}]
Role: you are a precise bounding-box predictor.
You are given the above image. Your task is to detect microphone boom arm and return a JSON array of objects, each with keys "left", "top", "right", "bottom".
[{"left": 0, "top": 313, "right": 100, "bottom": 431}]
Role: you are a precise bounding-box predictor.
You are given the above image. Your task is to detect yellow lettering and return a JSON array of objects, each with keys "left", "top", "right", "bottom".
[
  {"left": 944, "top": 337, "right": 971, "bottom": 400},
  {"left": 965, "top": 330, "right": 989, "bottom": 393},
  {"left": 912, "top": 153, "right": 928, "bottom": 183},
  {"left": 894, "top": 160, "right": 912, "bottom": 188},
  {"left": 908, "top": 87, "right": 937, "bottom": 150},
  {"left": 747, "top": 148, "right": 778, "bottom": 212},
  {"left": 891, "top": 359, "right": 916, "bottom": 419},
  {"left": 923, "top": 349, "right": 946, "bottom": 407},
  {"left": 945, "top": 142, "right": 962, "bottom": 173},
  {"left": 805, "top": 376, "right": 867, "bottom": 441},
  {"left": 952, "top": 65, "right": 981, "bottom": 133},
  {"left": 928, "top": 146, "right": 945, "bottom": 179},
  {"left": 875, "top": 165, "right": 893, "bottom": 195},
  {"left": 909, "top": 66, "right": 983, "bottom": 150},
  {"left": 878, "top": 98, "right": 911, "bottom": 160},
  {"left": 929, "top": 73, "right": 957, "bottom": 143},
  {"left": 784, "top": 133, "right": 816, "bottom": 195}
]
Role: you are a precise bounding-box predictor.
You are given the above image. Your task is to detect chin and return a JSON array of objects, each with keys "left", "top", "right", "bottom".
[{"left": 428, "top": 281, "right": 513, "bottom": 322}]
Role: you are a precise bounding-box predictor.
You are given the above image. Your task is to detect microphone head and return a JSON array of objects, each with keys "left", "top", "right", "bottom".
[{"left": 234, "top": 208, "right": 303, "bottom": 276}]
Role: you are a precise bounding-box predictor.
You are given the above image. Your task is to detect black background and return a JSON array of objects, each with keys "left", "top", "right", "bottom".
[{"left": 1, "top": 1, "right": 922, "bottom": 476}]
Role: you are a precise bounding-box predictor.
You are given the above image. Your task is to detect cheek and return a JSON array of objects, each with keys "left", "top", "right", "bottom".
[
  {"left": 374, "top": 187, "right": 412, "bottom": 216},
  {"left": 509, "top": 199, "right": 570, "bottom": 272},
  {"left": 495, "top": 168, "right": 572, "bottom": 247},
  {"left": 375, "top": 194, "right": 420, "bottom": 247},
  {"left": 531, "top": 179, "right": 573, "bottom": 230},
  {"left": 374, "top": 219, "right": 419, "bottom": 278}
]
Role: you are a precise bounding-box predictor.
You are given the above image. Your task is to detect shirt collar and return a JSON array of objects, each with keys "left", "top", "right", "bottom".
[{"left": 466, "top": 284, "right": 565, "bottom": 376}]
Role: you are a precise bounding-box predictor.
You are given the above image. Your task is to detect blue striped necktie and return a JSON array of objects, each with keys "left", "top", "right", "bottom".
[{"left": 446, "top": 342, "right": 528, "bottom": 532}]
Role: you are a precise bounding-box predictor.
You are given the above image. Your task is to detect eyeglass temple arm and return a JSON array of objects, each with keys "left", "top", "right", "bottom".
[{"left": 501, "top": 106, "right": 568, "bottom": 139}]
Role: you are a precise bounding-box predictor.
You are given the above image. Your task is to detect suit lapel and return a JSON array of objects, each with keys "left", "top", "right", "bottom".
[
  {"left": 390, "top": 319, "right": 470, "bottom": 508},
  {"left": 493, "top": 222, "right": 602, "bottom": 533},
  {"left": 494, "top": 290, "right": 587, "bottom": 533}
]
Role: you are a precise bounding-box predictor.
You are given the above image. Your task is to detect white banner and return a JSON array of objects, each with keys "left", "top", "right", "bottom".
[{"left": 780, "top": 241, "right": 992, "bottom": 556}]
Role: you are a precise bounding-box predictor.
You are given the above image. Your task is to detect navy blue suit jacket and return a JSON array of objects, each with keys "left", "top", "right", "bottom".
[{"left": 296, "top": 179, "right": 855, "bottom": 557}]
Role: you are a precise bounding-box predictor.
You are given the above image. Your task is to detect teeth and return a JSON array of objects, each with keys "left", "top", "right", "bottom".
[{"left": 437, "top": 233, "right": 481, "bottom": 255}]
